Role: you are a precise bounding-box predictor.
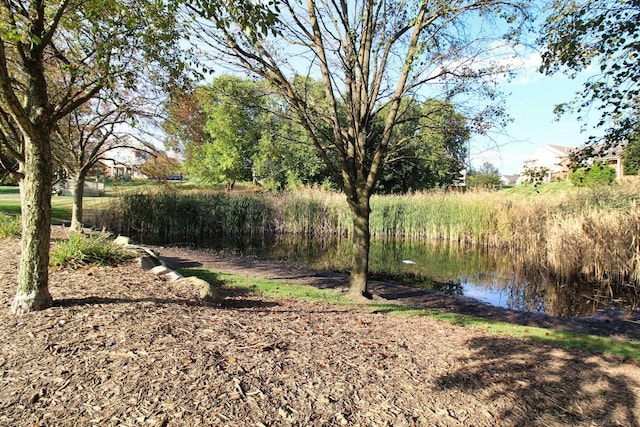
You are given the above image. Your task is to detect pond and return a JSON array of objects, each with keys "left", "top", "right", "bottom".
[{"left": 187, "top": 234, "right": 638, "bottom": 317}]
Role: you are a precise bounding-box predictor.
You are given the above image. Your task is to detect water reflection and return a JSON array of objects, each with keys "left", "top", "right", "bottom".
[{"left": 194, "top": 235, "right": 638, "bottom": 317}]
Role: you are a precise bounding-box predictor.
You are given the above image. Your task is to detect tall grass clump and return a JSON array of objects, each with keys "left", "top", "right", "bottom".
[
  {"left": 369, "top": 191, "right": 512, "bottom": 244},
  {"left": 545, "top": 204, "right": 640, "bottom": 284},
  {"left": 273, "top": 189, "right": 351, "bottom": 236},
  {"left": 0, "top": 213, "right": 20, "bottom": 238},
  {"left": 51, "top": 233, "right": 134, "bottom": 268},
  {"left": 101, "top": 188, "right": 275, "bottom": 244}
]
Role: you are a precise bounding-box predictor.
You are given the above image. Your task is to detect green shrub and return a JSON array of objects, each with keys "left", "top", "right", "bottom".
[
  {"left": 51, "top": 233, "right": 134, "bottom": 269},
  {"left": 569, "top": 162, "right": 616, "bottom": 187},
  {"left": 0, "top": 214, "right": 20, "bottom": 238}
]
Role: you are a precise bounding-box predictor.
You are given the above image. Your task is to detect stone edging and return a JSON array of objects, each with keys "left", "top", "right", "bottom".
[{"left": 113, "top": 236, "right": 218, "bottom": 302}]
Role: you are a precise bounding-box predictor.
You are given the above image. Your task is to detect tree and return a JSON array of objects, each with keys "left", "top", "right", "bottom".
[
  {"left": 164, "top": 76, "right": 331, "bottom": 191},
  {"left": 376, "top": 99, "right": 469, "bottom": 193},
  {"left": 467, "top": 162, "right": 502, "bottom": 188},
  {"left": 539, "top": 1, "right": 640, "bottom": 147},
  {"left": 163, "top": 90, "right": 208, "bottom": 155},
  {"left": 183, "top": 75, "right": 265, "bottom": 188},
  {"left": 622, "top": 135, "right": 640, "bottom": 175},
  {"left": 139, "top": 152, "right": 182, "bottom": 182},
  {"left": 254, "top": 111, "right": 331, "bottom": 190},
  {"left": 192, "top": 0, "right": 530, "bottom": 298},
  {"left": 253, "top": 77, "right": 333, "bottom": 190},
  {"left": 0, "top": 0, "right": 185, "bottom": 314},
  {"left": 54, "top": 90, "right": 160, "bottom": 231}
]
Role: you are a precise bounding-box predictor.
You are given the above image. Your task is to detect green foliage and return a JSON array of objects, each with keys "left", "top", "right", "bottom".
[
  {"left": 253, "top": 79, "right": 333, "bottom": 191},
  {"left": 50, "top": 233, "right": 134, "bottom": 269},
  {"left": 539, "top": 1, "right": 640, "bottom": 143},
  {"left": 376, "top": 99, "right": 469, "bottom": 193},
  {"left": 0, "top": 214, "right": 20, "bottom": 238},
  {"left": 467, "top": 162, "right": 502, "bottom": 188},
  {"left": 623, "top": 136, "right": 640, "bottom": 175},
  {"left": 181, "top": 76, "right": 265, "bottom": 187},
  {"left": 168, "top": 77, "right": 471, "bottom": 193},
  {"left": 569, "top": 162, "right": 616, "bottom": 187}
]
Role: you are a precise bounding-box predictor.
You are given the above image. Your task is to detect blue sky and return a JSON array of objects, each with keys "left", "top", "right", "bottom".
[{"left": 470, "top": 57, "right": 601, "bottom": 176}]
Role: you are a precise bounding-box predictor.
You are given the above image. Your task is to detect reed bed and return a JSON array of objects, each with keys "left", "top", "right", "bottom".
[
  {"left": 546, "top": 205, "right": 640, "bottom": 284},
  {"left": 272, "top": 191, "right": 351, "bottom": 236},
  {"left": 99, "top": 183, "right": 640, "bottom": 288},
  {"left": 369, "top": 191, "right": 512, "bottom": 244},
  {"left": 100, "top": 188, "right": 275, "bottom": 244}
]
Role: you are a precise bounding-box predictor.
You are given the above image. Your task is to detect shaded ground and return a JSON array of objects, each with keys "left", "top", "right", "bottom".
[{"left": 1, "top": 233, "right": 639, "bottom": 426}]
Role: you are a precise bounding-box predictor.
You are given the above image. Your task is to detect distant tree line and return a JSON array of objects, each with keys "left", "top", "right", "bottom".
[{"left": 163, "top": 75, "right": 470, "bottom": 193}]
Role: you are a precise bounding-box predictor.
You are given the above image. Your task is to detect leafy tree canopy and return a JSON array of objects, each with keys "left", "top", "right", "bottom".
[
  {"left": 179, "top": 75, "right": 265, "bottom": 188},
  {"left": 376, "top": 99, "right": 469, "bottom": 194},
  {"left": 539, "top": 1, "right": 640, "bottom": 147},
  {"left": 467, "top": 162, "right": 502, "bottom": 188},
  {"left": 622, "top": 134, "right": 640, "bottom": 175}
]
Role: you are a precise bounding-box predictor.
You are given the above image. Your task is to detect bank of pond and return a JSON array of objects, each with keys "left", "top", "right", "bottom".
[{"left": 96, "top": 185, "right": 640, "bottom": 317}]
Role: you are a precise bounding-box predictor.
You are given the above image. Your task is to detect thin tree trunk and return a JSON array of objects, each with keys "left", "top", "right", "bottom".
[
  {"left": 348, "top": 196, "right": 373, "bottom": 300},
  {"left": 11, "top": 133, "right": 53, "bottom": 314},
  {"left": 70, "top": 172, "right": 86, "bottom": 231}
]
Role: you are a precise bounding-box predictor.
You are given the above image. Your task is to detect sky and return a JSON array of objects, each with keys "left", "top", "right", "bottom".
[
  {"left": 469, "top": 57, "right": 602, "bottom": 176},
  {"left": 187, "top": 1, "right": 603, "bottom": 177}
]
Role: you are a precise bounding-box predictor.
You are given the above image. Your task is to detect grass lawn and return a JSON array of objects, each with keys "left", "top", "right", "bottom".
[{"left": 0, "top": 185, "right": 121, "bottom": 224}]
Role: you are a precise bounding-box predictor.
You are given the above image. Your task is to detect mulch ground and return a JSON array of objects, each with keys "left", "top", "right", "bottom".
[{"left": 1, "top": 233, "right": 639, "bottom": 426}]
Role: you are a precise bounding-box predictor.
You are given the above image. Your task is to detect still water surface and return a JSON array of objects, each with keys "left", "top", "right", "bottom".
[{"left": 195, "top": 234, "right": 638, "bottom": 317}]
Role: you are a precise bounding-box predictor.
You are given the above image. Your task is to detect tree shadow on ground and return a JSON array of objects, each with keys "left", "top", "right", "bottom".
[{"left": 435, "top": 335, "right": 639, "bottom": 426}]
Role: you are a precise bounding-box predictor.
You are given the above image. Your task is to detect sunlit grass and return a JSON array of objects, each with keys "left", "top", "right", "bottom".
[
  {"left": 0, "top": 213, "right": 20, "bottom": 238},
  {"left": 180, "top": 267, "right": 640, "bottom": 362},
  {"left": 50, "top": 232, "right": 134, "bottom": 269},
  {"left": 0, "top": 185, "right": 113, "bottom": 224}
]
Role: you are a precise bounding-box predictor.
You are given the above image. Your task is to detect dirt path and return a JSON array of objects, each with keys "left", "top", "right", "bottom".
[{"left": 0, "top": 236, "right": 639, "bottom": 426}]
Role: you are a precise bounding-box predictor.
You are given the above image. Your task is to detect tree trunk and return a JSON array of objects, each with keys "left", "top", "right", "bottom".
[
  {"left": 70, "top": 172, "right": 86, "bottom": 231},
  {"left": 348, "top": 196, "right": 373, "bottom": 300},
  {"left": 11, "top": 133, "right": 53, "bottom": 314}
]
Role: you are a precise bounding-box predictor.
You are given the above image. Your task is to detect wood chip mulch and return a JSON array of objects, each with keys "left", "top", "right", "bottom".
[{"left": 1, "top": 236, "right": 639, "bottom": 426}]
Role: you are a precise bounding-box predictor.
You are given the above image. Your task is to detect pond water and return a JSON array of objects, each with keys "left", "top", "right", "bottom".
[{"left": 192, "top": 234, "right": 638, "bottom": 317}]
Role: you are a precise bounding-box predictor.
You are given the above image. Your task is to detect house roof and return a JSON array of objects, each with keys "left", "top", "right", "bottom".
[
  {"left": 546, "top": 145, "right": 575, "bottom": 156},
  {"left": 574, "top": 143, "right": 624, "bottom": 160}
]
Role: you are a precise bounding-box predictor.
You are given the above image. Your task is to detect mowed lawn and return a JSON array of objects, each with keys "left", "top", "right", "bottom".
[{"left": 0, "top": 186, "right": 112, "bottom": 224}]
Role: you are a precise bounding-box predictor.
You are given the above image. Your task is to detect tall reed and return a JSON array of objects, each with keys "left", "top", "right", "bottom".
[
  {"left": 369, "top": 191, "right": 513, "bottom": 245},
  {"left": 100, "top": 188, "right": 275, "bottom": 244},
  {"left": 272, "top": 190, "right": 351, "bottom": 236},
  {"left": 98, "top": 183, "right": 640, "bottom": 289},
  {"left": 545, "top": 204, "right": 640, "bottom": 284}
]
